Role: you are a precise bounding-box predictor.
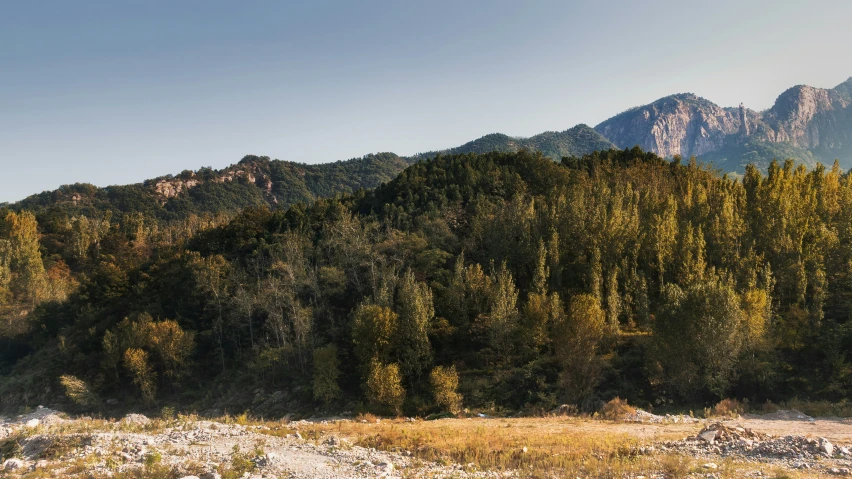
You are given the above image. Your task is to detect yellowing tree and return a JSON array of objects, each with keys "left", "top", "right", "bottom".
[
  {"left": 2, "top": 211, "right": 47, "bottom": 304},
  {"left": 124, "top": 348, "right": 156, "bottom": 405},
  {"left": 430, "top": 365, "right": 462, "bottom": 414},
  {"left": 365, "top": 360, "right": 405, "bottom": 415},
  {"left": 352, "top": 303, "right": 398, "bottom": 366}
]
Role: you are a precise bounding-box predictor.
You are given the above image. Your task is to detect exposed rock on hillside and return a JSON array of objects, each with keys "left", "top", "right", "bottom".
[{"left": 595, "top": 94, "right": 742, "bottom": 158}]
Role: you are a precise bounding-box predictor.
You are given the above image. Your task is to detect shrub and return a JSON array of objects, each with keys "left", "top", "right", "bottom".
[
  {"left": 599, "top": 397, "right": 636, "bottom": 420},
  {"left": 712, "top": 398, "right": 745, "bottom": 417},
  {"left": 365, "top": 360, "right": 405, "bottom": 415},
  {"left": 430, "top": 365, "right": 462, "bottom": 414},
  {"left": 59, "top": 375, "right": 100, "bottom": 409}
]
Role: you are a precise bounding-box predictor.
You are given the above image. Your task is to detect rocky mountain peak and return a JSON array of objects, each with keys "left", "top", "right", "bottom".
[
  {"left": 594, "top": 76, "right": 852, "bottom": 169},
  {"left": 595, "top": 93, "right": 739, "bottom": 158}
]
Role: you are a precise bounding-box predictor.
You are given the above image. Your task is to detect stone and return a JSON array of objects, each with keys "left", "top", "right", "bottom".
[
  {"left": 3, "top": 458, "right": 24, "bottom": 470},
  {"left": 703, "top": 463, "right": 718, "bottom": 469},
  {"left": 699, "top": 430, "right": 717, "bottom": 444},
  {"left": 25, "top": 418, "right": 39, "bottom": 428},
  {"left": 820, "top": 437, "right": 834, "bottom": 456},
  {"left": 179, "top": 476, "right": 200, "bottom": 479},
  {"left": 200, "top": 474, "right": 222, "bottom": 479},
  {"left": 376, "top": 461, "right": 394, "bottom": 475},
  {"left": 121, "top": 414, "right": 151, "bottom": 425}
]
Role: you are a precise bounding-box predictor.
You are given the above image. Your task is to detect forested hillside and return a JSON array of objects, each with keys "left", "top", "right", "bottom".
[
  {"left": 2, "top": 148, "right": 852, "bottom": 417},
  {"left": 414, "top": 124, "right": 615, "bottom": 162},
  {"left": 8, "top": 152, "right": 411, "bottom": 223}
]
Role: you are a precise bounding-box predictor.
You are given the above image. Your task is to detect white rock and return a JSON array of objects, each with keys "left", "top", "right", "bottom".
[
  {"left": 698, "top": 430, "right": 717, "bottom": 444},
  {"left": 820, "top": 437, "right": 834, "bottom": 455},
  {"left": 179, "top": 476, "right": 200, "bottom": 479},
  {"left": 703, "top": 462, "right": 718, "bottom": 469},
  {"left": 377, "top": 461, "right": 394, "bottom": 475},
  {"left": 25, "top": 418, "right": 39, "bottom": 428},
  {"left": 3, "top": 458, "right": 24, "bottom": 470}
]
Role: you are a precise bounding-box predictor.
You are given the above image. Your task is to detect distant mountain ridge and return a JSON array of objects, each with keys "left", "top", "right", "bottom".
[
  {"left": 414, "top": 124, "right": 615, "bottom": 161},
  {"left": 9, "top": 153, "right": 414, "bottom": 221},
  {"left": 595, "top": 77, "right": 852, "bottom": 170}
]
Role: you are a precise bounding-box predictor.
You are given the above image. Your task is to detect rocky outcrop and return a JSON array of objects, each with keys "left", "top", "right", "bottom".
[
  {"left": 762, "top": 85, "right": 849, "bottom": 148},
  {"left": 595, "top": 94, "right": 742, "bottom": 158},
  {"left": 594, "top": 77, "right": 852, "bottom": 170}
]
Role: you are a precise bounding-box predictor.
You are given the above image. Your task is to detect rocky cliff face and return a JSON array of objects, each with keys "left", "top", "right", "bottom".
[
  {"left": 595, "top": 94, "right": 742, "bottom": 158},
  {"left": 594, "top": 78, "right": 852, "bottom": 170}
]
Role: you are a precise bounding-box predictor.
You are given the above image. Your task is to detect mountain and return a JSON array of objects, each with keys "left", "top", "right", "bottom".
[
  {"left": 415, "top": 124, "right": 616, "bottom": 161},
  {"left": 10, "top": 153, "right": 413, "bottom": 222},
  {"left": 594, "top": 77, "right": 852, "bottom": 171}
]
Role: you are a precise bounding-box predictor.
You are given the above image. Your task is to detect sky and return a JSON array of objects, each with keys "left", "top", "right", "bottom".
[{"left": 2, "top": 0, "right": 852, "bottom": 203}]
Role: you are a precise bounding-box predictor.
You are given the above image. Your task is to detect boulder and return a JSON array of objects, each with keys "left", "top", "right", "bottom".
[
  {"left": 3, "top": 458, "right": 24, "bottom": 470},
  {"left": 698, "top": 429, "right": 717, "bottom": 444},
  {"left": 820, "top": 437, "right": 834, "bottom": 456}
]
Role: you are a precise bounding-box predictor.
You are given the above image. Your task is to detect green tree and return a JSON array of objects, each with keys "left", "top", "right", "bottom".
[
  {"left": 312, "top": 344, "right": 341, "bottom": 405},
  {"left": 652, "top": 279, "right": 746, "bottom": 398},
  {"left": 395, "top": 269, "right": 434, "bottom": 385},
  {"left": 554, "top": 294, "right": 606, "bottom": 405}
]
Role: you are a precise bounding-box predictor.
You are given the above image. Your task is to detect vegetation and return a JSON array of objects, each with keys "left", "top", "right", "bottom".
[
  {"left": 415, "top": 124, "right": 615, "bottom": 162},
  {"left": 3, "top": 147, "right": 852, "bottom": 418}
]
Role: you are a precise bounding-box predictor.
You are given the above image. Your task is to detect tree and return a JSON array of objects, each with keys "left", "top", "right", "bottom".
[
  {"left": 652, "top": 279, "right": 746, "bottom": 398},
  {"left": 124, "top": 348, "right": 156, "bottom": 405},
  {"left": 312, "top": 344, "right": 341, "bottom": 405},
  {"left": 352, "top": 304, "right": 398, "bottom": 366},
  {"left": 430, "top": 365, "right": 462, "bottom": 414},
  {"left": 1, "top": 211, "right": 46, "bottom": 304},
  {"left": 554, "top": 294, "right": 606, "bottom": 405},
  {"left": 476, "top": 263, "right": 519, "bottom": 365},
  {"left": 365, "top": 360, "right": 405, "bottom": 415},
  {"left": 395, "top": 269, "right": 434, "bottom": 385}
]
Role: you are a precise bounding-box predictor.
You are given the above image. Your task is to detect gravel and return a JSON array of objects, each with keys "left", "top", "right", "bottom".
[{"left": 0, "top": 412, "right": 505, "bottom": 478}]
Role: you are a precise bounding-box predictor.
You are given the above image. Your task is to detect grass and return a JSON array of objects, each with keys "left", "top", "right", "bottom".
[
  {"left": 296, "top": 416, "right": 680, "bottom": 478},
  {"left": 5, "top": 410, "right": 834, "bottom": 479}
]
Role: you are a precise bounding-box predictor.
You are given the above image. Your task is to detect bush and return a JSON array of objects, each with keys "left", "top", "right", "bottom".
[
  {"left": 712, "top": 398, "right": 745, "bottom": 417},
  {"left": 365, "top": 360, "right": 405, "bottom": 415},
  {"left": 59, "top": 375, "right": 100, "bottom": 409},
  {"left": 599, "top": 397, "right": 635, "bottom": 420},
  {"left": 430, "top": 365, "right": 463, "bottom": 414}
]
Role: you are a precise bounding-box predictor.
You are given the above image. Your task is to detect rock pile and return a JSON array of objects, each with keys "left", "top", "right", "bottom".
[
  {"left": 665, "top": 422, "right": 852, "bottom": 474},
  {"left": 623, "top": 409, "right": 702, "bottom": 424}
]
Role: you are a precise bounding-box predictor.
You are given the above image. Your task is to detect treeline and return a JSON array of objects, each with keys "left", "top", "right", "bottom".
[{"left": 2, "top": 148, "right": 852, "bottom": 416}]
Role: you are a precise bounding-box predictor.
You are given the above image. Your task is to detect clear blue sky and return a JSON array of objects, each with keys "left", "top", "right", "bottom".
[{"left": 2, "top": 0, "right": 851, "bottom": 202}]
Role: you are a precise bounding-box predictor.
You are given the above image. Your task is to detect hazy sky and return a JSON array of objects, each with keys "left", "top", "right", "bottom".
[{"left": 3, "top": 0, "right": 852, "bottom": 202}]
